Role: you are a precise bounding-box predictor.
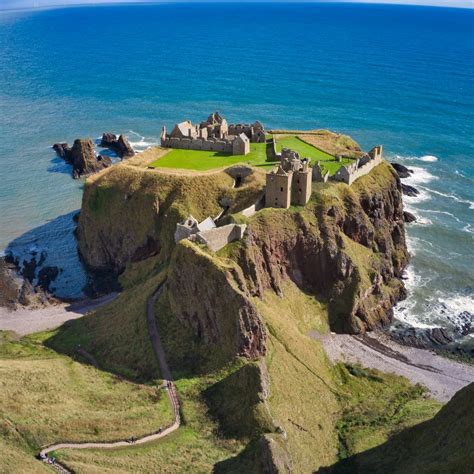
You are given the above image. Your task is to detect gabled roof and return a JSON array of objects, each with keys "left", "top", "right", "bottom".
[
  {"left": 175, "top": 121, "right": 193, "bottom": 136},
  {"left": 197, "top": 217, "right": 216, "bottom": 232},
  {"left": 237, "top": 132, "right": 250, "bottom": 143}
]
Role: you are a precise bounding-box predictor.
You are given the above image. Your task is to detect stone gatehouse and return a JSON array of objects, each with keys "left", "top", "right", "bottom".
[{"left": 160, "top": 112, "right": 266, "bottom": 156}]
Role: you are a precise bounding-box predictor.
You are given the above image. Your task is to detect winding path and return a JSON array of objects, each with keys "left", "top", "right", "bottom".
[{"left": 38, "top": 283, "right": 180, "bottom": 471}]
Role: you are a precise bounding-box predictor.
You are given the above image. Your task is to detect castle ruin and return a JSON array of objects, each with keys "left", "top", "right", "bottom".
[
  {"left": 333, "top": 146, "right": 383, "bottom": 185},
  {"left": 265, "top": 148, "right": 312, "bottom": 209},
  {"left": 161, "top": 112, "right": 266, "bottom": 156},
  {"left": 174, "top": 214, "right": 247, "bottom": 252}
]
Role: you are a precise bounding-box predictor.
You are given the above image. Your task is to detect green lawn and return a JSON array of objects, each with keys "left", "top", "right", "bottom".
[
  {"left": 276, "top": 135, "right": 354, "bottom": 175},
  {"left": 150, "top": 142, "right": 278, "bottom": 171}
]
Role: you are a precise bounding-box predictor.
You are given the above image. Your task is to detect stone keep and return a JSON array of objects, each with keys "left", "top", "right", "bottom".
[
  {"left": 292, "top": 160, "right": 312, "bottom": 205},
  {"left": 266, "top": 165, "right": 293, "bottom": 209},
  {"left": 265, "top": 149, "right": 312, "bottom": 209}
]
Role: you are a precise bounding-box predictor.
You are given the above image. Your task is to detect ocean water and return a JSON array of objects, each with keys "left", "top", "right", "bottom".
[{"left": 0, "top": 4, "right": 473, "bottom": 331}]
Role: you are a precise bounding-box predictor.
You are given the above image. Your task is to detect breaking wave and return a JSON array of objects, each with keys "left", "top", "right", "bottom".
[{"left": 419, "top": 155, "right": 438, "bottom": 162}]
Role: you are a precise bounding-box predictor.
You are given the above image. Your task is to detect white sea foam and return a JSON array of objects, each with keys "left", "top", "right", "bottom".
[
  {"left": 404, "top": 166, "right": 438, "bottom": 186},
  {"left": 128, "top": 130, "right": 158, "bottom": 151},
  {"left": 422, "top": 209, "right": 462, "bottom": 223},
  {"left": 404, "top": 204, "right": 432, "bottom": 226},
  {"left": 394, "top": 266, "right": 474, "bottom": 330},
  {"left": 419, "top": 155, "right": 438, "bottom": 162},
  {"left": 462, "top": 224, "right": 474, "bottom": 235}
]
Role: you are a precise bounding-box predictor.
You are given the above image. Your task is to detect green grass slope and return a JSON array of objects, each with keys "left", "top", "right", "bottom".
[
  {"left": 0, "top": 331, "right": 174, "bottom": 473},
  {"left": 320, "top": 382, "right": 474, "bottom": 474}
]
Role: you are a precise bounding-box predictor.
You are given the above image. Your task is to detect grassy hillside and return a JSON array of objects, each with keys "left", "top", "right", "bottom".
[
  {"left": 0, "top": 330, "right": 174, "bottom": 473},
  {"left": 321, "top": 382, "right": 474, "bottom": 474}
]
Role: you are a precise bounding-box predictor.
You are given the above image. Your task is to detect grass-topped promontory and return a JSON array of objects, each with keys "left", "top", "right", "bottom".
[{"left": 150, "top": 142, "right": 278, "bottom": 171}]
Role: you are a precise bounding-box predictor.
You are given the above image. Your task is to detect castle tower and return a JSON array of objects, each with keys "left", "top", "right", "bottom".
[
  {"left": 265, "top": 165, "right": 292, "bottom": 209},
  {"left": 292, "top": 158, "right": 312, "bottom": 206}
]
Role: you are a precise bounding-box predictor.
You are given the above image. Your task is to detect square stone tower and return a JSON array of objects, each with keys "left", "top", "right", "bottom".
[
  {"left": 292, "top": 159, "right": 312, "bottom": 205},
  {"left": 265, "top": 165, "right": 292, "bottom": 208}
]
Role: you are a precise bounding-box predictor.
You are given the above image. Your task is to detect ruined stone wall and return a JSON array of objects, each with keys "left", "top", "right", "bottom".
[
  {"left": 271, "top": 136, "right": 279, "bottom": 160},
  {"left": 241, "top": 194, "right": 265, "bottom": 217},
  {"left": 194, "top": 224, "right": 247, "bottom": 252},
  {"left": 161, "top": 136, "right": 233, "bottom": 154},
  {"left": 333, "top": 150, "right": 383, "bottom": 185}
]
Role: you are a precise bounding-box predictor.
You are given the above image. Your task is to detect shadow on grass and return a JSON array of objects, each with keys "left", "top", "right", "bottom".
[{"left": 316, "top": 383, "right": 474, "bottom": 473}]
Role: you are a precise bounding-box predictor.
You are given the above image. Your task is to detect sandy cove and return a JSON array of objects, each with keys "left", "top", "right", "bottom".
[
  {"left": 315, "top": 330, "right": 474, "bottom": 403},
  {"left": 0, "top": 293, "right": 117, "bottom": 336}
]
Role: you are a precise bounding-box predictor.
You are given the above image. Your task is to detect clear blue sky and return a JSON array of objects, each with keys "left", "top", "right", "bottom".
[{"left": 1, "top": 0, "right": 472, "bottom": 11}]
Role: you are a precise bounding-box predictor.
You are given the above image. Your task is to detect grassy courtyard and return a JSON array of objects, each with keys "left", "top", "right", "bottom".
[
  {"left": 276, "top": 135, "right": 354, "bottom": 175},
  {"left": 150, "top": 142, "right": 278, "bottom": 171}
]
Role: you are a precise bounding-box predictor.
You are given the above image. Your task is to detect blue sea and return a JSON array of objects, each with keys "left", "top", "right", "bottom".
[{"left": 0, "top": 3, "right": 473, "bottom": 336}]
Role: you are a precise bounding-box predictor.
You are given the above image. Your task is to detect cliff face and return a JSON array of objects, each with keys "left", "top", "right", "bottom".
[
  {"left": 167, "top": 241, "right": 267, "bottom": 360},
  {"left": 77, "top": 163, "right": 264, "bottom": 273},
  {"left": 232, "top": 162, "right": 408, "bottom": 333},
  {"left": 78, "top": 159, "right": 407, "bottom": 339}
]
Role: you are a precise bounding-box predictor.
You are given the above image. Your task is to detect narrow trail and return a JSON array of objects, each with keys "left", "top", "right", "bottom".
[{"left": 38, "top": 282, "right": 180, "bottom": 472}]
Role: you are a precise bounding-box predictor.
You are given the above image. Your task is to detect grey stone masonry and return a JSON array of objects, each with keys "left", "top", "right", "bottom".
[
  {"left": 333, "top": 146, "right": 383, "bottom": 185},
  {"left": 193, "top": 224, "right": 247, "bottom": 252},
  {"left": 265, "top": 148, "right": 312, "bottom": 208},
  {"left": 175, "top": 215, "right": 247, "bottom": 252},
  {"left": 161, "top": 112, "right": 265, "bottom": 156}
]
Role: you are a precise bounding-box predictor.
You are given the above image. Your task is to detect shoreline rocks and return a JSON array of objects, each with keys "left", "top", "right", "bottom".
[
  {"left": 53, "top": 138, "right": 112, "bottom": 179},
  {"left": 391, "top": 162, "right": 413, "bottom": 179},
  {"left": 0, "top": 256, "right": 56, "bottom": 310},
  {"left": 401, "top": 183, "right": 419, "bottom": 197},
  {"left": 403, "top": 211, "right": 417, "bottom": 223},
  {"left": 100, "top": 132, "right": 135, "bottom": 158}
]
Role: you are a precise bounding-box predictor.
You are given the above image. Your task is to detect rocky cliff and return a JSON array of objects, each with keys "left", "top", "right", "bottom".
[
  {"left": 168, "top": 241, "right": 267, "bottom": 360},
  {"left": 230, "top": 161, "right": 408, "bottom": 333},
  {"left": 78, "top": 159, "right": 407, "bottom": 341},
  {"left": 76, "top": 162, "right": 265, "bottom": 274}
]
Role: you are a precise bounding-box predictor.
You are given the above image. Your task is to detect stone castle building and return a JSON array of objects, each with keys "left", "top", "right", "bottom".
[
  {"left": 174, "top": 214, "right": 247, "bottom": 252},
  {"left": 333, "top": 145, "right": 383, "bottom": 185},
  {"left": 161, "top": 112, "right": 266, "bottom": 156},
  {"left": 265, "top": 148, "right": 312, "bottom": 209}
]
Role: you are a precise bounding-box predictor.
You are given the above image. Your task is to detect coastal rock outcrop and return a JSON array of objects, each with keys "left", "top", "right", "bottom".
[
  {"left": 0, "top": 257, "right": 53, "bottom": 309},
  {"left": 401, "top": 183, "right": 419, "bottom": 197},
  {"left": 53, "top": 138, "right": 112, "bottom": 178},
  {"left": 403, "top": 211, "right": 417, "bottom": 223},
  {"left": 391, "top": 162, "right": 413, "bottom": 179},
  {"left": 77, "top": 157, "right": 407, "bottom": 335},
  {"left": 100, "top": 132, "right": 135, "bottom": 158}
]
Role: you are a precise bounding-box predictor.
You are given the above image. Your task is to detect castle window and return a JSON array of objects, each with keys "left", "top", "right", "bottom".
[{"left": 280, "top": 187, "right": 283, "bottom": 192}]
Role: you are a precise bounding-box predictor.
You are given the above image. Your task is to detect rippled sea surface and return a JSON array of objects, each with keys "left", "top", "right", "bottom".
[{"left": 1, "top": 4, "right": 473, "bottom": 329}]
